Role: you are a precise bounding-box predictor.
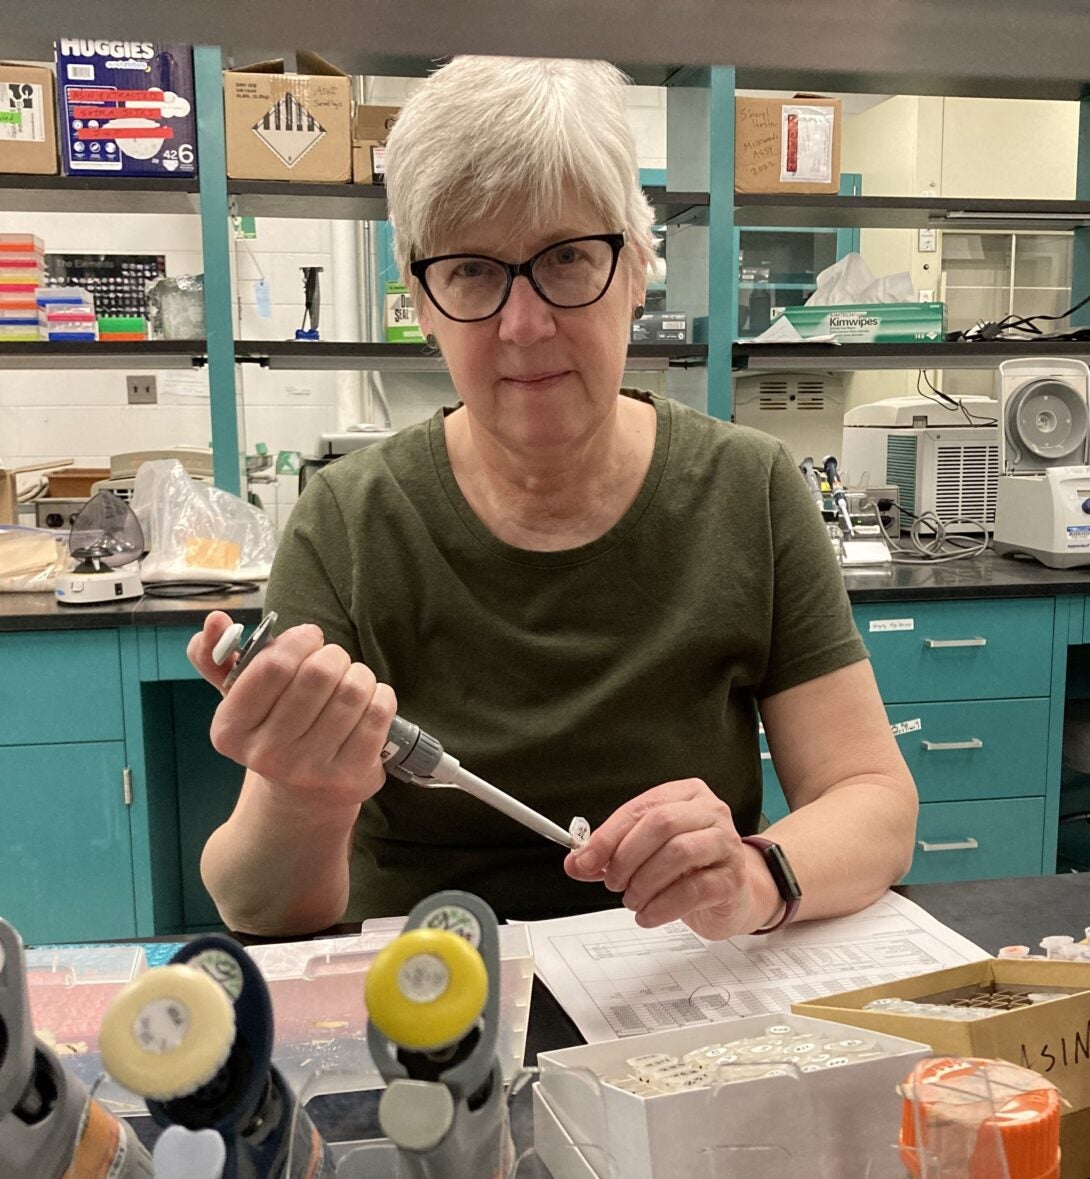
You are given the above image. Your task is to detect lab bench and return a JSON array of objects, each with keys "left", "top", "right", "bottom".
[{"left": 3, "top": 553, "right": 1090, "bottom": 945}]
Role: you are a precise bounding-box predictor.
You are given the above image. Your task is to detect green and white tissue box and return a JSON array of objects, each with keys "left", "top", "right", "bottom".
[{"left": 774, "top": 302, "right": 946, "bottom": 343}]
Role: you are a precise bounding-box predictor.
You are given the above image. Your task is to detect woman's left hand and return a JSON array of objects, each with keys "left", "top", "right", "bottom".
[{"left": 563, "top": 779, "right": 777, "bottom": 939}]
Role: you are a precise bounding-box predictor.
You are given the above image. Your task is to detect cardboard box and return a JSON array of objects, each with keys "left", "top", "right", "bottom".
[
  {"left": 0, "top": 62, "right": 59, "bottom": 174},
  {"left": 352, "top": 104, "right": 398, "bottom": 184},
  {"left": 631, "top": 311, "right": 689, "bottom": 343},
  {"left": 53, "top": 39, "right": 196, "bottom": 177},
  {"left": 774, "top": 301, "right": 946, "bottom": 343},
  {"left": 735, "top": 95, "right": 841, "bottom": 194},
  {"left": 794, "top": 961, "right": 1090, "bottom": 1179},
  {"left": 384, "top": 280, "right": 424, "bottom": 343},
  {"left": 0, "top": 460, "right": 72, "bottom": 525},
  {"left": 224, "top": 51, "right": 350, "bottom": 183},
  {"left": 537, "top": 1014, "right": 931, "bottom": 1179}
]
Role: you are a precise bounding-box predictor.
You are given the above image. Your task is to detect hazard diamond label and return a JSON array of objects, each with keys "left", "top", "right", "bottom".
[{"left": 252, "top": 94, "right": 325, "bottom": 166}]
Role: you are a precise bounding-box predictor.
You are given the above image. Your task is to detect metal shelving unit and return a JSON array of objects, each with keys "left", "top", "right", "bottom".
[
  {"left": 228, "top": 182, "right": 710, "bottom": 227},
  {"left": 733, "top": 339, "right": 1090, "bottom": 372},
  {"left": 735, "top": 195, "right": 1090, "bottom": 232},
  {"left": 0, "top": 341, "right": 206, "bottom": 370},
  {"left": 0, "top": 173, "right": 201, "bottom": 215},
  {"left": 236, "top": 340, "right": 707, "bottom": 371}
]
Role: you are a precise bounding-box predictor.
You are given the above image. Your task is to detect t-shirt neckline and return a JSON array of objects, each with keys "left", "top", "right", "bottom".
[{"left": 427, "top": 390, "right": 672, "bottom": 568}]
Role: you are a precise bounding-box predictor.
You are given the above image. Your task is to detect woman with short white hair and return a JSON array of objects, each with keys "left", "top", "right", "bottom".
[{"left": 190, "top": 56, "right": 918, "bottom": 939}]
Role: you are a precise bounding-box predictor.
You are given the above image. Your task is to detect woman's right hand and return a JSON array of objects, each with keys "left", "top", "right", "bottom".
[{"left": 187, "top": 610, "right": 397, "bottom": 809}]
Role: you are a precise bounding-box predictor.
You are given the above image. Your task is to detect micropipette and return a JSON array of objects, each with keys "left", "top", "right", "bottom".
[
  {"left": 821, "top": 454, "right": 855, "bottom": 535},
  {"left": 216, "top": 613, "right": 586, "bottom": 851}
]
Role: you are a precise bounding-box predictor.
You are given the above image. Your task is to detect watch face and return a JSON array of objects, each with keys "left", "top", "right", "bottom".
[{"left": 766, "top": 843, "right": 803, "bottom": 901}]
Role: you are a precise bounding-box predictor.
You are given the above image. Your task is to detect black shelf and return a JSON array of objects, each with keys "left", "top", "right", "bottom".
[
  {"left": 0, "top": 174, "right": 201, "bottom": 216},
  {"left": 733, "top": 340, "right": 1090, "bottom": 372},
  {"left": 735, "top": 194, "right": 1090, "bottom": 231},
  {"left": 0, "top": 340, "right": 206, "bottom": 370},
  {"left": 236, "top": 340, "right": 708, "bottom": 371},
  {"left": 227, "top": 181, "right": 389, "bottom": 221}
]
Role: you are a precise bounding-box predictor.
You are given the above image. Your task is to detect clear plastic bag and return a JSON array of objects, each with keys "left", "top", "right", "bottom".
[
  {"left": 130, "top": 459, "right": 276, "bottom": 581},
  {"left": 0, "top": 526, "right": 71, "bottom": 592}
]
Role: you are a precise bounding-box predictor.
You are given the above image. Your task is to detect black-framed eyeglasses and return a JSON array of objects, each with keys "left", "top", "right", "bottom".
[{"left": 409, "top": 232, "right": 625, "bottom": 323}]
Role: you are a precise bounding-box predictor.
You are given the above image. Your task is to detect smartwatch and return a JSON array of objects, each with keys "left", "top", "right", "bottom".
[{"left": 740, "top": 836, "right": 802, "bottom": 934}]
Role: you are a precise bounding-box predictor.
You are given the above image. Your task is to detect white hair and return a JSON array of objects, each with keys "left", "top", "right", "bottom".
[{"left": 384, "top": 56, "right": 658, "bottom": 287}]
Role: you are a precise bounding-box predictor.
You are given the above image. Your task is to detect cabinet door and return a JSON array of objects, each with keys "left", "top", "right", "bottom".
[
  {"left": 0, "top": 742, "right": 135, "bottom": 943},
  {"left": 0, "top": 630, "right": 124, "bottom": 744}
]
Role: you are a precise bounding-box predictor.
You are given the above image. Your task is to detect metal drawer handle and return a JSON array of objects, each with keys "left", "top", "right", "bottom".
[
  {"left": 923, "top": 637, "right": 987, "bottom": 648},
  {"left": 917, "top": 837, "right": 980, "bottom": 853},
  {"left": 921, "top": 738, "right": 984, "bottom": 752}
]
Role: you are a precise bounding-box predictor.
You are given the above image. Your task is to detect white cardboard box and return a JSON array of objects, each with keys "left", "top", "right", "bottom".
[
  {"left": 537, "top": 1015, "right": 931, "bottom": 1179},
  {"left": 532, "top": 1085, "right": 604, "bottom": 1179}
]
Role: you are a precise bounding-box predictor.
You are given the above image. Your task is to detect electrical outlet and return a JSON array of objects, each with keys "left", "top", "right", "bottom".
[{"left": 126, "top": 375, "right": 157, "bottom": 405}]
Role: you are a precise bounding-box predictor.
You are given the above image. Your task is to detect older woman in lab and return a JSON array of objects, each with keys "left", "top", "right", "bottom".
[{"left": 189, "top": 57, "right": 918, "bottom": 938}]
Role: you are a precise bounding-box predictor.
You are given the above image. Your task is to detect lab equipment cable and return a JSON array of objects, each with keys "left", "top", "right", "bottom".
[
  {"left": 865, "top": 498, "right": 990, "bottom": 565},
  {"left": 142, "top": 579, "right": 261, "bottom": 598},
  {"left": 915, "top": 370, "right": 998, "bottom": 427}
]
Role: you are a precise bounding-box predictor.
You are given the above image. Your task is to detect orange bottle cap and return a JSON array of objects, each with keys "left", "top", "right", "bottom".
[{"left": 900, "top": 1057, "right": 1061, "bottom": 1179}]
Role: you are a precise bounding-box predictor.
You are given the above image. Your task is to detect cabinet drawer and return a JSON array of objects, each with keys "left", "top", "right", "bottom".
[
  {"left": 0, "top": 630, "right": 124, "bottom": 745},
  {"left": 888, "top": 698, "right": 1049, "bottom": 803},
  {"left": 854, "top": 598, "right": 1053, "bottom": 702},
  {"left": 903, "top": 797, "right": 1044, "bottom": 884}
]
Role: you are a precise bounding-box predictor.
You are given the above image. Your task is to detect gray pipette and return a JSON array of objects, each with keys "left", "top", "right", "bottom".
[{"left": 217, "top": 613, "right": 583, "bottom": 851}]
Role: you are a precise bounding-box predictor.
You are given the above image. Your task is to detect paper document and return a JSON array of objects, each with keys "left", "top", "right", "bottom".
[{"left": 527, "top": 891, "right": 989, "bottom": 1042}]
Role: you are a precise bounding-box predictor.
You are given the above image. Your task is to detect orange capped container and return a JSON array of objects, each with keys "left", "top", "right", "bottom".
[{"left": 900, "top": 1057, "right": 1061, "bottom": 1179}]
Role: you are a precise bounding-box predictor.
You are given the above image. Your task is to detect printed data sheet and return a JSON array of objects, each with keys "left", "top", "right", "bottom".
[{"left": 527, "top": 892, "right": 989, "bottom": 1042}]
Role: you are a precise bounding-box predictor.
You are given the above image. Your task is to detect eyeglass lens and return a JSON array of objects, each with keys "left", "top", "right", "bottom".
[{"left": 424, "top": 238, "right": 617, "bottom": 320}]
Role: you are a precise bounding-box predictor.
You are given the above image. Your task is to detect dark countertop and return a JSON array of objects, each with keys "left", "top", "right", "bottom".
[
  {"left": 841, "top": 548, "right": 1090, "bottom": 602},
  {"left": 2, "top": 551, "right": 1090, "bottom": 631},
  {"left": 0, "top": 585, "right": 266, "bottom": 631}
]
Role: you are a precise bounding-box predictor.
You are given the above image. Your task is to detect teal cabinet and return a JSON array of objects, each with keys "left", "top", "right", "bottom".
[
  {"left": 0, "top": 742, "right": 135, "bottom": 942},
  {"left": 762, "top": 597, "right": 1055, "bottom": 885}
]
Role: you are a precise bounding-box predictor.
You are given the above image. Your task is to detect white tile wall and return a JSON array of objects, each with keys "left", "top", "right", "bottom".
[{"left": 1, "top": 80, "right": 670, "bottom": 527}]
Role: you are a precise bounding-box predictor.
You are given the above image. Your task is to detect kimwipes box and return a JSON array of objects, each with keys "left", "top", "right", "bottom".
[
  {"left": 735, "top": 95, "right": 841, "bottom": 194},
  {"left": 224, "top": 51, "right": 350, "bottom": 182},
  {"left": 352, "top": 104, "right": 398, "bottom": 184},
  {"left": 792, "top": 959, "right": 1090, "bottom": 1179},
  {"left": 536, "top": 1015, "right": 931, "bottom": 1179},
  {"left": 0, "top": 62, "right": 59, "bottom": 174}
]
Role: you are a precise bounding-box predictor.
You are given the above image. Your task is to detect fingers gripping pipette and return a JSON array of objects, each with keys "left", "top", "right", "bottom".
[
  {"left": 821, "top": 454, "right": 855, "bottom": 535},
  {"left": 216, "top": 613, "right": 588, "bottom": 852}
]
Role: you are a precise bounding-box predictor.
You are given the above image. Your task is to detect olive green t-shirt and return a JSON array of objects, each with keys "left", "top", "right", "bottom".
[{"left": 264, "top": 391, "right": 867, "bottom": 921}]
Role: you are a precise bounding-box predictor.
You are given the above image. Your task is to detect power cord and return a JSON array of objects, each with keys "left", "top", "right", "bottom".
[
  {"left": 915, "top": 370, "right": 998, "bottom": 427},
  {"left": 947, "top": 288, "right": 1090, "bottom": 343},
  {"left": 863, "top": 496, "right": 991, "bottom": 564}
]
